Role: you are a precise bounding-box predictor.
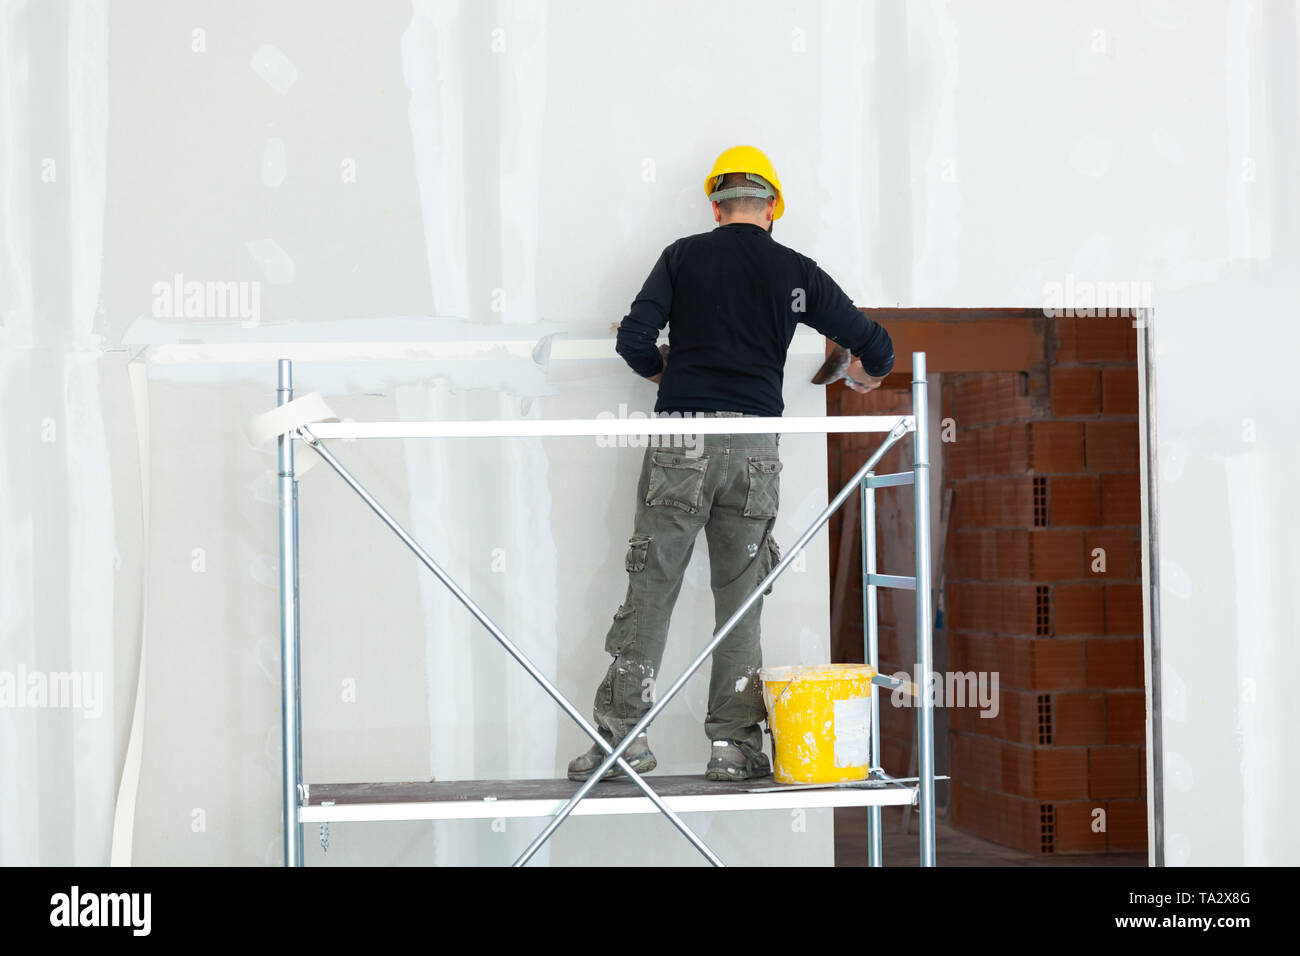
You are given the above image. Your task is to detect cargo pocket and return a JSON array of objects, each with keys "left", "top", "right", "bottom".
[
  {"left": 645, "top": 450, "right": 709, "bottom": 514},
  {"left": 743, "top": 457, "right": 783, "bottom": 518},
  {"left": 759, "top": 531, "right": 781, "bottom": 595},
  {"left": 603, "top": 603, "right": 638, "bottom": 656},
  {"left": 624, "top": 534, "right": 650, "bottom": 573}
]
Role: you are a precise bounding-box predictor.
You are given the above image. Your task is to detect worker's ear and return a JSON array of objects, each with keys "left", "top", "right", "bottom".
[{"left": 712, "top": 201, "right": 721, "bottom": 224}]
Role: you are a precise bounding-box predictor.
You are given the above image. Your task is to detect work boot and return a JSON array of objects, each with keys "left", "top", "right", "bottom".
[
  {"left": 705, "top": 739, "right": 771, "bottom": 781},
  {"left": 567, "top": 732, "right": 657, "bottom": 782}
]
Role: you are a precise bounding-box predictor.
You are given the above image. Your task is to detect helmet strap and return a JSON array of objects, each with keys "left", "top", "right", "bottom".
[{"left": 707, "top": 172, "right": 776, "bottom": 204}]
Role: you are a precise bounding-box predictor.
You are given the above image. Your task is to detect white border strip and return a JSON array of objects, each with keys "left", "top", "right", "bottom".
[
  {"left": 136, "top": 333, "right": 835, "bottom": 365},
  {"left": 303, "top": 415, "right": 911, "bottom": 440},
  {"left": 299, "top": 786, "right": 917, "bottom": 822}
]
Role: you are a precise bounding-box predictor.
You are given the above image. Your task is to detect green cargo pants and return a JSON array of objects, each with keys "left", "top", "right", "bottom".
[{"left": 593, "top": 412, "right": 782, "bottom": 756}]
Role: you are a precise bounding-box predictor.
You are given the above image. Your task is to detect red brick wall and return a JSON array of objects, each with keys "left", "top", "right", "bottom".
[
  {"left": 825, "top": 313, "right": 1147, "bottom": 856},
  {"left": 826, "top": 380, "right": 919, "bottom": 775}
]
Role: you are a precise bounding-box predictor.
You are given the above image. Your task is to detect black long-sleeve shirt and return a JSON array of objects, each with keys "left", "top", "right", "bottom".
[{"left": 615, "top": 222, "right": 895, "bottom": 417}]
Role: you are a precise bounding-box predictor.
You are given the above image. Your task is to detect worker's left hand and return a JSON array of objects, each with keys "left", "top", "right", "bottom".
[{"left": 647, "top": 344, "right": 669, "bottom": 384}]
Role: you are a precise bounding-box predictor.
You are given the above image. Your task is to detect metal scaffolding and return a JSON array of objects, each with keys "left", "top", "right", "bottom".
[{"left": 270, "top": 351, "right": 938, "bottom": 867}]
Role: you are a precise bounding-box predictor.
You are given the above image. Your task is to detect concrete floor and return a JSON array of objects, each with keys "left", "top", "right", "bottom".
[{"left": 835, "top": 806, "right": 1148, "bottom": 867}]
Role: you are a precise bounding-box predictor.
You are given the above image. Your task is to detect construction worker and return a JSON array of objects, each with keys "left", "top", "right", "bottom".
[{"left": 568, "top": 145, "right": 895, "bottom": 783}]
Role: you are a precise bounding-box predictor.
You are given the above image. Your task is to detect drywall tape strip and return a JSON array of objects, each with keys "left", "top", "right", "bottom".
[
  {"left": 244, "top": 392, "right": 341, "bottom": 476},
  {"left": 244, "top": 391, "right": 341, "bottom": 445},
  {"left": 111, "top": 361, "right": 151, "bottom": 866}
]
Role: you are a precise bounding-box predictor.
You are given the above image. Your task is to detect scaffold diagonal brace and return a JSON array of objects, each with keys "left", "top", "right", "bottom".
[
  {"left": 296, "top": 425, "right": 725, "bottom": 867},
  {"left": 511, "top": 417, "right": 914, "bottom": 866}
]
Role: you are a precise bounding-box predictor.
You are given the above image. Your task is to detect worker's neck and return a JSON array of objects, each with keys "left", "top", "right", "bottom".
[{"left": 719, "top": 216, "right": 772, "bottom": 232}]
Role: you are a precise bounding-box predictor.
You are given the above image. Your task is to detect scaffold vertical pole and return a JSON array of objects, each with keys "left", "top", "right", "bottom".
[
  {"left": 278, "top": 358, "right": 305, "bottom": 867},
  {"left": 912, "top": 352, "right": 936, "bottom": 866},
  {"left": 862, "top": 470, "right": 883, "bottom": 867}
]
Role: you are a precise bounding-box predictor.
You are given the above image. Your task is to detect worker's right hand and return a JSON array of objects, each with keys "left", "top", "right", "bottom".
[{"left": 844, "top": 358, "right": 883, "bottom": 393}]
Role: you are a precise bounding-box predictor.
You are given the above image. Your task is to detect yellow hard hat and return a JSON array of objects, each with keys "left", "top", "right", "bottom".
[{"left": 704, "top": 145, "right": 784, "bottom": 219}]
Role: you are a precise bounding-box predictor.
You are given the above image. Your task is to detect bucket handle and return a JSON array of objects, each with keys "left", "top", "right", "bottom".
[
  {"left": 763, "top": 678, "right": 797, "bottom": 740},
  {"left": 769, "top": 678, "right": 797, "bottom": 711}
]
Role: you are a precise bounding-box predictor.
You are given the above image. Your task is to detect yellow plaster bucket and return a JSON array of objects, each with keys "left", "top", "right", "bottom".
[{"left": 760, "top": 664, "right": 876, "bottom": 784}]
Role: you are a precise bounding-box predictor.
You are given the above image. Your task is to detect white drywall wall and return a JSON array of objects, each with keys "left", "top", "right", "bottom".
[
  {"left": 2, "top": 0, "right": 1297, "bottom": 866},
  {"left": 101, "top": 0, "right": 852, "bottom": 866}
]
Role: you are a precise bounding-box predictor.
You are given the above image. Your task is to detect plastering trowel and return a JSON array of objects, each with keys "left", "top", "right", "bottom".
[{"left": 811, "top": 344, "right": 855, "bottom": 387}]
